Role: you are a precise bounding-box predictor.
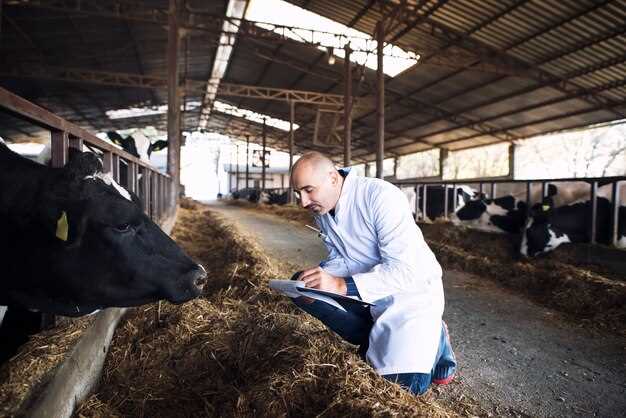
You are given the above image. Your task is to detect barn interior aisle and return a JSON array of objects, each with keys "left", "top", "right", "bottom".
[
  {"left": 73, "top": 201, "right": 457, "bottom": 417},
  {"left": 2, "top": 0, "right": 626, "bottom": 416},
  {"left": 207, "top": 201, "right": 626, "bottom": 417}
]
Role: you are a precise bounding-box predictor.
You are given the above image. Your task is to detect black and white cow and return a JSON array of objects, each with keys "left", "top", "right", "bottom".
[
  {"left": 402, "top": 185, "right": 477, "bottom": 221},
  {"left": 520, "top": 197, "right": 626, "bottom": 257},
  {"left": 231, "top": 188, "right": 270, "bottom": 204},
  {"left": 454, "top": 182, "right": 625, "bottom": 235},
  {"left": 453, "top": 194, "right": 529, "bottom": 234},
  {"left": 451, "top": 184, "right": 561, "bottom": 234},
  {"left": 399, "top": 185, "right": 478, "bottom": 222},
  {"left": 0, "top": 140, "right": 206, "bottom": 316},
  {"left": 106, "top": 131, "right": 168, "bottom": 162}
]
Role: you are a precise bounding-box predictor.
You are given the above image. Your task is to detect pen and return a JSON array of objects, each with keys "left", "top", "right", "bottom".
[{"left": 305, "top": 224, "right": 327, "bottom": 239}]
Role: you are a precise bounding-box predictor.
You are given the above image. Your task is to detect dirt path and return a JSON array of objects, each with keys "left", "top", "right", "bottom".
[{"left": 207, "top": 202, "right": 626, "bottom": 418}]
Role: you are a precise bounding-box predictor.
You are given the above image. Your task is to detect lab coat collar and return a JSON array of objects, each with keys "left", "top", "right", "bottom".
[{"left": 333, "top": 167, "right": 357, "bottom": 219}]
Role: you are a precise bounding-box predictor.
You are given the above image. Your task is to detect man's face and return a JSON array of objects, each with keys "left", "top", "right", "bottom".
[{"left": 291, "top": 164, "right": 339, "bottom": 215}]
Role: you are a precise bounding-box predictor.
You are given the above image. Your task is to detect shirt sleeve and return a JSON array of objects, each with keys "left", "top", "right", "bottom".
[{"left": 351, "top": 183, "right": 442, "bottom": 303}]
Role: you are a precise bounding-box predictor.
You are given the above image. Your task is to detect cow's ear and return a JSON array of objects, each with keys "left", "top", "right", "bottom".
[
  {"left": 64, "top": 152, "right": 103, "bottom": 180},
  {"left": 149, "top": 140, "right": 168, "bottom": 153},
  {"left": 107, "top": 131, "right": 124, "bottom": 146}
]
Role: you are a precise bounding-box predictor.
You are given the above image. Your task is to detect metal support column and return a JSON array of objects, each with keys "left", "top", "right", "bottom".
[
  {"left": 235, "top": 144, "right": 239, "bottom": 192},
  {"left": 343, "top": 45, "right": 352, "bottom": 167},
  {"left": 611, "top": 181, "right": 622, "bottom": 246},
  {"left": 289, "top": 101, "right": 295, "bottom": 203},
  {"left": 375, "top": 21, "right": 385, "bottom": 179},
  {"left": 590, "top": 181, "right": 598, "bottom": 244},
  {"left": 508, "top": 143, "right": 516, "bottom": 178},
  {"left": 167, "top": 0, "right": 181, "bottom": 208},
  {"left": 261, "top": 118, "right": 267, "bottom": 191},
  {"left": 245, "top": 135, "right": 250, "bottom": 190},
  {"left": 439, "top": 149, "right": 448, "bottom": 178}
]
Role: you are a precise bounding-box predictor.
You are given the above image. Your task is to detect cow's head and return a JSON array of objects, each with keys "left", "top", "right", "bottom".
[
  {"left": 519, "top": 199, "right": 570, "bottom": 257},
  {"left": 453, "top": 198, "right": 487, "bottom": 223},
  {"left": 17, "top": 151, "right": 206, "bottom": 316}
]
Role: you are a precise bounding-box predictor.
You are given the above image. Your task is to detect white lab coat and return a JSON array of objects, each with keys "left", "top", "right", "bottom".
[{"left": 316, "top": 169, "right": 444, "bottom": 375}]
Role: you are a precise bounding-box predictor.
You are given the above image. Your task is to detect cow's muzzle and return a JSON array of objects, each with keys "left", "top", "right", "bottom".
[
  {"left": 168, "top": 264, "right": 208, "bottom": 303},
  {"left": 189, "top": 264, "right": 208, "bottom": 292}
]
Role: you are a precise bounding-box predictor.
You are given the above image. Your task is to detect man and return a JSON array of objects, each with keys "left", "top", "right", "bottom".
[{"left": 289, "top": 151, "right": 456, "bottom": 395}]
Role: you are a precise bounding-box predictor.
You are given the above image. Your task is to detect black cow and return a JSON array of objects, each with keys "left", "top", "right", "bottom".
[
  {"left": 268, "top": 190, "right": 289, "bottom": 205},
  {"left": 520, "top": 197, "right": 626, "bottom": 257},
  {"left": 231, "top": 188, "right": 269, "bottom": 204},
  {"left": 0, "top": 141, "right": 206, "bottom": 316},
  {"left": 413, "top": 185, "right": 477, "bottom": 221}
]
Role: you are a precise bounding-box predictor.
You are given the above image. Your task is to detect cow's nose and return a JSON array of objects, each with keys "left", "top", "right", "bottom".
[{"left": 190, "top": 264, "right": 208, "bottom": 291}]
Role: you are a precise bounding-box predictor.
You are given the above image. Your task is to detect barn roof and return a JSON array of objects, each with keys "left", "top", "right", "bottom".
[{"left": 1, "top": 0, "right": 624, "bottom": 163}]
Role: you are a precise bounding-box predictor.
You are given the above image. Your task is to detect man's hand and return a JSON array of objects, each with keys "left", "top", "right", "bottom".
[{"left": 299, "top": 267, "right": 347, "bottom": 295}]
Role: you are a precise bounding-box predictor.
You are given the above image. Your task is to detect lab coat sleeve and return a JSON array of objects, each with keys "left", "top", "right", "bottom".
[
  {"left": 351, "top": 183, "right": 442, "bottom": 303},
  {"left": 318, "top": 235, "right": 351, "bottom": 277}
]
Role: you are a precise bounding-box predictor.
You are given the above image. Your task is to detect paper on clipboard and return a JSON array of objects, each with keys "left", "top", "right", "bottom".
[{"left": 268, "top": 280, "right": 374, "bottom": 312}]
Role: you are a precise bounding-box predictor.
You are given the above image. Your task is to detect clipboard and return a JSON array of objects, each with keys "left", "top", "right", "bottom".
[{"left": 268, "top": 279, "right": 375, "bottom": 312}]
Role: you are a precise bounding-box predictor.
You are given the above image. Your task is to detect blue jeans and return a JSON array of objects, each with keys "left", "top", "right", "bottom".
[{"left": 291, "top": 273, "right": 456, "bottom": 395}]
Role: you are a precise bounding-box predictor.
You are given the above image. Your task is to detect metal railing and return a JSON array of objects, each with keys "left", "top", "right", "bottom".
[
  {"left": 0, "top": 87, "right": 173, "bottom": 222},
  {"left": 393, "top": 176, "right": 625, "bottom": 247}
]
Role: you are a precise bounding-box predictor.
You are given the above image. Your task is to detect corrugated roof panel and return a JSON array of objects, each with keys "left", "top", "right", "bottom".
[{"left": 2, "top": 0, "right": 625, "bottom": 161}]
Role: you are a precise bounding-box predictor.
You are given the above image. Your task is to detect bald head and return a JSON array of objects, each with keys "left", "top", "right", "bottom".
[
  {"left": 290, "top": 151, "right": 343, "bottom": 215},
  {"left": 291, "top": 151, "right": 335, "bottom": 176}
]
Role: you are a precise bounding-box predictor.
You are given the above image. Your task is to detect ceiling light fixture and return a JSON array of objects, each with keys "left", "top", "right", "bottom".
[{"left": 327, "top": 46, "right": 335, "bottom": 65}]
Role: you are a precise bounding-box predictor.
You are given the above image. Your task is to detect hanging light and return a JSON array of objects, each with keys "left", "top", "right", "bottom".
[{"left": 327, "top": 46, "right": 336, "bottom": 65}]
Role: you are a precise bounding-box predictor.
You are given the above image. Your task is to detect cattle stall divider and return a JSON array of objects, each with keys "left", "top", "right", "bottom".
[
  {"left": 392, "top": 176, "right": 626, "bottom": 248},
  {"left": 0, "top": 86, "right": 177, "bottom": 418}
]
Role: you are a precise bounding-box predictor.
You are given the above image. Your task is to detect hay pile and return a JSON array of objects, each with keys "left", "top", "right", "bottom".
[
  {"left": 0, "top": 316, "right": 96, "bottom": 417},
  {"left": 228, "top": 204, "right": 626, "bottom": 335},
  {"left": 421, "top": 223, "right": 626, "bottom": 333},
  {"left": 75, "top": 204, "right": 456, "bottom": 417}
]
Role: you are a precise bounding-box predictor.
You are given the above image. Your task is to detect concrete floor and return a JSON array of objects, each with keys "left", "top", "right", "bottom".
[{"left": 208, "top": 202, "right": 626, "bottom": 418}]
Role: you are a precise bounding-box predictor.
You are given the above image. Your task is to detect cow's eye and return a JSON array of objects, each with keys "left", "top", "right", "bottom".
[{"left": 114, "top": 224, "right": 132, "bottom": 233}]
